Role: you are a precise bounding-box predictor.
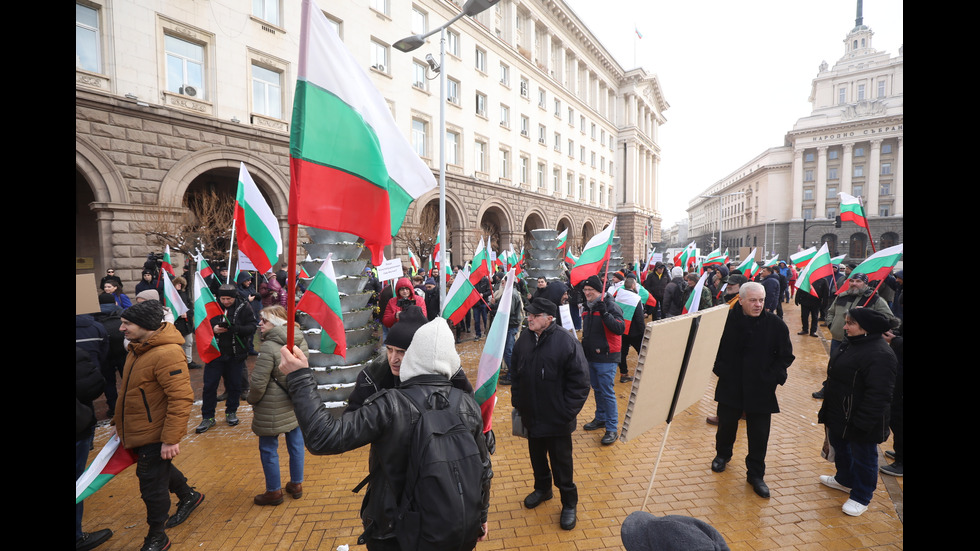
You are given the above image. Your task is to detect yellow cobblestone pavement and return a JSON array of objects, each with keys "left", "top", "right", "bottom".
[{"left": 83, "top": 300, "right": 902, "bottom": 550}]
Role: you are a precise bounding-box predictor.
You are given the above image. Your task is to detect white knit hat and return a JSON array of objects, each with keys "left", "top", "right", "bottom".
[{"left": 398, "top": 318, "right": 460, "bottom": 382}]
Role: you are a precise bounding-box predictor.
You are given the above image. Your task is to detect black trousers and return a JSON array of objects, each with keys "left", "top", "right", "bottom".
[
  {"left": 136, "top": 442, "right": 192, "bottom": 535},
  {"left": 800, "top": 303, "right": 820, "bottom": 333},
  {"left": 715, "top": 403, "right": 771, "bottom": 480},
  {"left": 528, "top": 434, "right": 577, "bottom": 507},
  {"left": 618, "top": 335, "right": 642, "bottom": 375}
]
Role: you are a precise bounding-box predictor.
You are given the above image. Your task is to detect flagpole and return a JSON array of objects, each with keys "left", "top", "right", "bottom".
[
  {"left": 286, "top": 224, "right": 298, "bottom": 350},
  {"left": 859, "top": 196, "right": 877, "bottom": 254},
  {"left": 226, "top": 217, "right": 237, "bottom": 285}
]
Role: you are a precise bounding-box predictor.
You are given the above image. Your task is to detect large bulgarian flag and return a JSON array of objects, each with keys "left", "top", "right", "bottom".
[
  {"left": 682, "top": 272, "right": 710, "bottom": 314},
  {"left": 610, "top": 287, "right": 642, "bottom": 333},
  {"left": 442, "top": 265, "right": 481, "bottom": 324},
  {"left": 570, "top": 218, "right": 616, "bottom": 286},
  {"left": 296, "top": 253, "right": 346, "bottom": 357},
  {"left": 796, "top": 243, "right": 834, "bottom": 298},
  {"left": 288, "top": 0, "right": 437, "bottom": 265},
  {"left": 161, "top": 272, "right": 189, "bottom": 318},
  {"left": 235, "top": 163, "right": 282, "bottom": 275},
  {"left": 474, "top": 269, "right": 516, "bottom": 433},
  {"left": 790, "top": 246, "right": 818, "bottom": 269},
  {"left": 838, "top": 192, "right": 868, "bottom": 228},
  {"left": 835, "top": 244, "right": 903, "bottom": 295},
  {"left": 193, "top": 272, "right": 223, "bottom": 363},
  {"left": 76, "top": 434, "right": 136, "bottom": 504}
]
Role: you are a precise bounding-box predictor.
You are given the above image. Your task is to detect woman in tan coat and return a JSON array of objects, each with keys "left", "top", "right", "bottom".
[{"left": 247, "top": 306, "right": 309, "bottom": 505}]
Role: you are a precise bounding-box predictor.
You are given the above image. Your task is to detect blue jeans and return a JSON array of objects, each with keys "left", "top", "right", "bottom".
[
  {"left": 259, "top": 427, "right": 305, "bottom": 492},
  {"left": 503, "top": 326, "right": 519, "bottom": 371},
  {"left": 472, "top": 302, "right": 488, "bottom": 337},
  {"left": 827, "top": 431, "right": 878, "bottom": 505},
  {"left": 588, "top": 362, "right": 618, "bottom": 431}
]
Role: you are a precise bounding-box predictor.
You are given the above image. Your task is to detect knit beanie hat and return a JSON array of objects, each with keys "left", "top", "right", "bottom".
[
  {"left": 621, "top": 511, "right": 730, "bottom": 551},
  {"left": 136, "top": 289, "right": 160, "bottom": 302},
  {"left": 847, "top": 307, "right": 894, "bottom": 334},
  {"left": 216, "top": 284, "right": 238, "bottom": 298},
  {"left": 398, "top": 318, "right": 460, "bottom": 382},
  {"left": 582, "top": 275, "right": 603, "bottom": 292},
  {"left": 671, "top": 266, "right": 683, "bottom": 278},
  {"left": 384, "top": 306, "right": 427, "bottom": 349},
  {"left": 121, "top": 300, "right": 165, "bottom": 330}
]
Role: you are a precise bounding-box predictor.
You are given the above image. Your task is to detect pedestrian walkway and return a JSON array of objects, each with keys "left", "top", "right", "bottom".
[{"left": 83, "top": 300, "right": 902, "bottom": 550}]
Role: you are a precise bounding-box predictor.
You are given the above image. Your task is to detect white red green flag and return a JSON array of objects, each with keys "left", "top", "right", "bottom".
[
  {"left": 75, "top": 434, "right": 136, "bottom": 504},
  {"left": 764, "top": 255, "right": 779, "bottom": 268},
  {"left": 682, "top": 272, "right": 710, "bottom": 314},
  {"left": 835, "top": 244, "right": 903, "bottom": 295},
  {"left": 288, "top": 0, "right": 437, "bottom": 265},
  {"left": 296, "top": 253, "right": 346, "bottom": 357},
  {"left": 838, "top": 192, "right": 868, "bottom": 229},
  {"left": 161, "top": 273, "right": 189, "bottom": 318},
  {"left": 570, "top": 218, "right": 616, "bottom": 286},
  {"left": 637, "top": 284, "right": 657, "bottom": 308},
  {"left": 703, "top": 248, "right": 726, "bottom": 267},
  {"left": 735, "top": 248, "right": 757, "bottom": 276},
  {"left": 442, "top": 265, "right": 481, "bottom": 324},
  {"left": 198, "top": 257, "right": 215, "bottom": 280},
  {"left": 235, "top": 163, "right": 282, "bottom": 274},
  {"left": 469, "top": 237, "right": 490, "bottom": 286},
  {"left": 796, "top": 243, "right": 834, "bottom": 298},
  {"left": 564, "top": 249, "right": 578, "bottom": 266},
  {"left": 556, "top": 229, "right": 568, "bottom": 250},
  {"left": 474, "top": 269, "right": 516, "bottom": 433},
  {"left": 830, "top": 254, "right": 846, "bottom": 265},
  {"left": 790, "top": 246, "right": 817, "bottom": 269},
  {"left": 193, "top": 272, "right": 223, "bottom": 363},
  {"left": 408, "top": 248, "right": 420, "bottom": 275},
  {"left": 610, "top": 287, "right": 642, "bottom": 333},
  {"left": 162, "top": 245, "right": 175, "bottom": 277}
]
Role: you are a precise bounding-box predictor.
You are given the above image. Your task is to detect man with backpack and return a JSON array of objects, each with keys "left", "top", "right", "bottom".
[{"left": 280, "top": 318, "right": 492, "bottom": 551}]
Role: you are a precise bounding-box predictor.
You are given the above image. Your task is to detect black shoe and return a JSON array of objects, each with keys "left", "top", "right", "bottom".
[
  {"left": 166, "top": 490, "right": 204, "bottom": 528},
  {"left": 797, "top": 330, "right": 808, "bottom": 335},
  {"left": 711, "top": 456, "right": 728, "bottom": 473},
  {"left": 226, "top": 412, "right": 239, "bottom": 426},
  {"left": 195, "top": 418, "right": 215, "bottom": 433},
  {"left": 76, "top": 529, "right": 113, "bottom": 551},
  {"left": 559, "top": 506, "right": 577, "bottom": 530},
  {"left": 810, "top": 333, "right": 819, "bottom": 337},
  {"left": 524, "top": 490, "right": 553, "bottom": 509},
  {"left": 620, "top": 374, "right": 634, "bottom": 383},
  {"left": 583, "top": 419, "right": 603, "bottom": 431},
  {"left": 879, "top": 462, "right": 903, "bottom": 477},
  {"left": 748, "top": 477, "right": 770, "bottom": 498},
  {"left": 139, "top": 533, "right": 171, "bottom": 551},
  {"left": 187, "top": 361, "right": 202, "bottom": 369},
  {"left": 601, "top": 430, "right": 618, "bottom": 445},
  {"left": 884, "top": 450, "right": 896, "bottom": 460},
  {"left": 498, "top": 373, "right": 512, "bottom": 386},
  {"left": 812, "top": 389, "right": 825, "bottom": 399}
]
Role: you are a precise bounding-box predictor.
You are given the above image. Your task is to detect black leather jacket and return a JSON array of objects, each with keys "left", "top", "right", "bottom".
[{"left": 287, "top": 369, "right": 491, "bottom": 543}]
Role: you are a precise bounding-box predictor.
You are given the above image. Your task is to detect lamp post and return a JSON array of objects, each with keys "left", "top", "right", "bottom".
[
  {"left": 699, "top": 191, "right": 744, "bottom": 253},
  {"left": 394, "top": 0, "right": 499, "bottom": 311}
]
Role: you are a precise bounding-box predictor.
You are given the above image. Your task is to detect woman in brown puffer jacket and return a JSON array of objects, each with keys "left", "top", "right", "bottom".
[{"left": 247, "top": 306, "right": 309, "bottom": 506}]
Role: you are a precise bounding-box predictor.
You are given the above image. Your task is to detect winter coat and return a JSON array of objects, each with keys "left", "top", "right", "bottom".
[
  {"left": 344, "top": 353, "right": 474, "bottom": 413},
  {"left": 713, "top": 304, "right": 795, "bottom": 414},
  {"left": 761, "top": 273, "right": 781, "bottom": 312},
  {"left": 643, "top": 264, "right": 670, "bottom": 304},
  {"left": 259, "top": 277, "right": 283, "bottom": 307},
  {"left": 818, "top": 333, "right": 897, "bottom": 443},
  {"left": 113, "top": 323, "right": 193, "bottom": 449},
  {"left": 211, "top": 298, "right": 257, "bottom": 361},
  {"left": 76, "top": 347, "right": 105, "bottom": 440},
  {"left": 661, "top": 277, "right": 685, "bottom": 318},
  {"left": 510, "top": 321, "right": 591, "bottom": 437},
  {"left": 382, "top": 277, "right": 427, "bottom": 328},
  {"left": 826, "top": 287, "right": 896, "bottom": 342},
  {"left": 288, "top": 370, "right": 491, "bottom": 544},
  {"left": 580, "top": 292, "right": 625, "bottom": 363},
  {"left": 247, "top": 325, "right": 309, "bottom": 437}
]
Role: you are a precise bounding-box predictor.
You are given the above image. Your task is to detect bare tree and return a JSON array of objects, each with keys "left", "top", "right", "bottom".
[
  {"left": 399, "top": 202, "right": 451, "bottom": 266},
  {"left": 135, "top": 190, "right": 234, "bottom": 264}
]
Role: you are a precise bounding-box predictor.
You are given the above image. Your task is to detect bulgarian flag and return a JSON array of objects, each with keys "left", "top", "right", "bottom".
[
  {"left": 469, "top": 237, "right": 490, "bottom": 286},
  {"left": 76, "top": 434, "right": 136, "bottom": 504},
  {"left": 703, "top": 248, "right": 726, "bottom": 267},
  {"left": 442, "top": 265, "right": 481, "bottom": 324},
  {"left": 680, "top": 243, "right": 698, "bottom": 272},
  {"left": 735, "top": 248, "right": 758, "bottom": 276},
  {"left": 835, "top": 244, "right": 903, "bottom": 295},
  {"left": 570, "top": 218, "right": 616, "bottom": 286},
  {"left": 408, "top": 248, "right": 420, "bottom": 275},
  {"left": 161, "top": 272, "right": 189, "bottom": 318},
  {"left": 747, "top": 262, "right": 761, "bottom": 279},
  {"left": 235, "top": 163, "right": 282, "bottom": 274},
  {"left": 193, "top": 272, "right": 223, "bottom": 363},
  {"left": 556, "top": 229, "right": 568, "bottom": 250},
  {"left": 474, "top": 269, "right": 516, "bottom": 433},
  {"left": 489, "top": 242, "right": 503, "bottom": 272},
  {"left": 839, "top": 192, "right": 868, "bottom": 228},
  {"left": 288, "top": 0, "right": 437, "bottom": 265},
  {"left": 564, "top": 249, "right": 578, "bottom": 266},
  {"left": 610, "top": 287, "right": 641, "bottom": 333},
  {"left": 296, "top": 253, "right": 346, "bottom": 357},
  {"left": 298, "top": 265, "right": 313, "bottom": 279},
  {"left": 637, "top": 284, "right": 657, "bottom": 308},
  {"left": 514, "top": 246, "right": 525, "bottom": 276},
  {"left": 162, "top": 245, "right": 175, "bottom": 277},
  {"left": 796, "top": 243, "right": 834, "bottom": 298},
  {"left": 682, "top": 272, "right": 710, "bottom": 314},
  {"left": 198, "top": 257, "right": 215, "bottom": 280},
  {"left": 830, "top": 254, "right": 846, "bottom": 266},
  {"left": 791, "top": 246, "right": 817, "bottom": 269},
  {"left": 433, "top": 234, "right": 442, "bottom": 272},
  {"left": 764, "top": 255, "right": 780, "bottom": 268}
]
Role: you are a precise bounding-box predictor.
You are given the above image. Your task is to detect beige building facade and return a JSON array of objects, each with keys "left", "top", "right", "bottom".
[{"left": 75, "top": 0, "right": 667, "bottom": 282}]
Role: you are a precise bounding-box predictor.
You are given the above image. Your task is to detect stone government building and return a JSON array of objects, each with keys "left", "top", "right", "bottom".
[{"left": 76, "top": 0, "right": 668, "bottom": 282}]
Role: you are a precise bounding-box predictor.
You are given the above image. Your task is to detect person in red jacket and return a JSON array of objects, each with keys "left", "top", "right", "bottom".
[{"left": 382, "top": 277, "right": 427, "bottom": 328}]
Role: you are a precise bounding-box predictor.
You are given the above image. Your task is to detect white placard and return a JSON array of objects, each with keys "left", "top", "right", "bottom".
[
  {"left": 559, "top": 304, "right": 576, "bottom": 335},
  {"left": 377, "top": 258, "right": 403, "bottom": 281}
]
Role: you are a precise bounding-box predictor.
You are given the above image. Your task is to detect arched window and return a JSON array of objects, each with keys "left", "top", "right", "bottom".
[
  {"left": 880, "top": 232, "right": 899, "bottom": 249},
  {"left": 821, "top": 233, "right": 838, "bottom": 257},
  {"left": 849, "top": 233, "right": 867, "bottom": 258}
]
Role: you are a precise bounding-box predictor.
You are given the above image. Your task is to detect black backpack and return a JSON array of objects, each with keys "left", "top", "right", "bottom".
[{"left": 394, "top": 385, "right": 485, "bottom": 551}]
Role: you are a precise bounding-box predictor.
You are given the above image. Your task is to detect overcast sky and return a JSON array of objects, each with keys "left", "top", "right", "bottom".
[{"left": 563, "top": 0, "right": 904, "bottom": 229}]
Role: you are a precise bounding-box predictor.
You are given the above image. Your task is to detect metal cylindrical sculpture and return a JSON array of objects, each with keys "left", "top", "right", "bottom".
[{"left": 525, "top": 229, "right": 565, "bottom": 281}]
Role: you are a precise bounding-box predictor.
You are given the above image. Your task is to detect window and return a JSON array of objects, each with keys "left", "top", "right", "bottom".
[
  {"left": 600, "top": 156, "right": 605, "bottom": 173},
  {"left": 251, "top": 64, "right": 282, "bottom": 119},
  {"left": 499, "top": 104, "right": 509, "bottom": 127},
  {"left": 852, "top": 184, "right": 863, "bottom": 197},
  {"left": 411, "top": 119, "right": 427, "bottom": 158},
  {"left": 589, "top": 181, "right": 595, "bottom": 202},
  {"left": 520, "top": 115, "right": 529, "bottom": 136},
  {"left": 855, "top": 147, "right": 865, "bottom": 157},
  {"left": 475, "top": 92, "right": 486, "bottom": 116},
  {"left": 828, "top": 149, "right": 839, "bottom": 160},
  {"left": 567, "top": 139, "right": 574, "bottom": 158},
  {"left": 538, "top": 88, "right": 546, "bottom": 109},
  {"left": 805, "top": 152, "right": 814, "bottom": 162},
  {"left": 324, "top": 13, "right": 342, "bottom": 37},
  {"left": 554, "top": 132, "right": 561, "bottom": 151},
  {"left": 803, "top": 188, "right": 814, "bottom": 201},
  {"left": 566, "top": 173, "right": 574, "bottom": 196},
  {"left": 475, "top": 140, "right": 487, "bottom": 173},
  {"left": 76, "top": 3, "right": 101, "bottom": 73},
  {"left": 828, "top": 167, "right": 838, "bottom": 180},
  {"left": 447, "top": 30, "right": 459, "bottom": 57},
  {"left": 165, "top": 35, "right": 206, "bottom": 98},
  {"left": 579, "top": 145, "right": 585, "bottom": 163},
  {"left": 591, "top": 123, "right": 596, "bottom": 139},
  {"left": 826, "top": 185, "right": 837, "bottom": 199},
  {"left": 881, "top": 163, "right": 891, "bottom": 175},
  {"left": 370, "top": 39, "right": 388, "bottom": 73},
  {"left": 447, "top": 78, "right": 460, "bottom": 105},
  {"left": 877, "top": 80, "right": 886, "bottom": 98},
  {"left": 538, "top": 124, "right": 546, "bottom": 144},
  {"left": 857, "top": 83, "right": 865, "bottom": 101},
  {"left": 590, "top": 152, "right": 596, "bottom": 168},
  {"left": 580, "top": 115, "right": 585, "bottom": 133},
  {"left": 578, "top": 177, "right": 584, "bottom": 199},
  {"left": 609, "top": 135, "right": 614, "bottom": 149},
  {"left": 446, "top": 131, "right": 459, "bottom": 165},
  {"left": 882, "top": 144, "right": 892, "bottom": 154},
  {"left": 803, "top": 208, "right": 814, "bottom": 219},
  {"left": 537, "top": 162, "right": 545, "bottom": 189},
  {"left": 600, "top": 129, "right": 605, "bottom": 144},
  {"left": 253, "top": 0, "right": 279, "bottom": 25},
  {"left": 371, "top": 0, "right": 388, "bottom": 16},
  {"left": 500, "top": 149, "right": 509, "bottom": 179},
  {"left": 554, "top": 98, "right": 561, "bottom": 118},
  {"left": 838, "top": 87, "right": 846, "bottom": 105},
  {"left": 519, "top": 77, "right": 529, "bottom": 98},
  {"left": 880, "top": 182, "right": 892, "bottom": 195},
  {"left": 854, "top": 165, "right": 864, "bottom": 177},
  {"left": 413, "top": 61, "right": 427, "bottom": 90},
  {"left": 879, "top": 205, "right": 891, "bottom": 217},
  {"left": 475, "top": 47, "right": 486, "bottom": 72},
  {"left": 552, "top": 168, "right": 560, "bottom": 192},
  {"left": 804, "top": 169, "right": 814, "bottom": 182},
  {"left": 520, "top": 156, "right": 528, "bottom": 184},
  {"left": 826, "top": 208, "right": 837, "bottom": 219},
  {"left": 411, "top": 6, "right": 427, "bottom": 35},
  {"left": 499, "top": 63, "right": 509, "bottom": 86},
  {"left": 568, "top": 107, "right": 574, "bottom": 126}
]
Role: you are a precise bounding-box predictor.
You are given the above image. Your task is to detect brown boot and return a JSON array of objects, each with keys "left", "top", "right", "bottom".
[
  {"left": 285, "top": 481, "right": 303, "bottom": 499},
  {"left": 254, "top": 489, "right": 283, "bottom": 506}
]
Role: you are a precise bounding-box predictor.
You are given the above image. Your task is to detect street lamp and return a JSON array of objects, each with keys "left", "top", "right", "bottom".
[
  {"left": 394, "top": 0, "right": 499, "bottom": 310},
  {"left": 699, "top": 191, "right": 744, "bottom": 253}
]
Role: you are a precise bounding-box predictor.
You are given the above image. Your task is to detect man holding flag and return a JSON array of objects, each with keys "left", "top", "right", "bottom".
[{"left": 510, "top": 298, "right": 590, "bottom": 531}]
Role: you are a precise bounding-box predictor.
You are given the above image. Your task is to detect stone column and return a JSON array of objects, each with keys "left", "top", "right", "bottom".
[
  {"left": 816, "top": 145, "right": 828, "bottom": 210},
  {"left": 791, "top": 149, "right": 803, "bottom": 220},
  {"left": 840, "top": 143, "right": 853, "bottom": 200},
  {"left": 894, "top": 137, "right": 903, "bottom": 215},
  {"left": 865, "top": 139, "right": 882, "bottom": 216}
]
